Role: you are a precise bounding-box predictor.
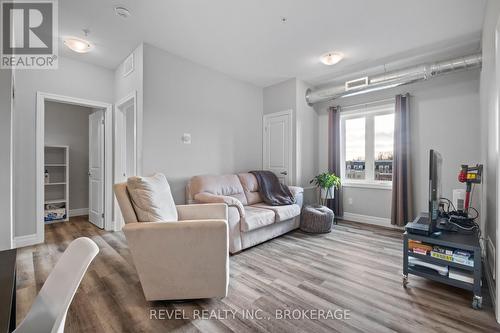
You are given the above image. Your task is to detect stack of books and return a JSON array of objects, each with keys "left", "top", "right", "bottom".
[
  {"left": 409, "top": 242, "right": 474, "bottom": 268},
  {"left": 430, "top": 246, "right": 474, "bottom": 267},
  {"left": 452, "top": 250, "right": 474, "bottom": 267},
  {"left": 431, "top": 246, "right": 454, "bottom": 261},
  {"left": 409, "top": 240, "right": 433, "bottom": 255}
]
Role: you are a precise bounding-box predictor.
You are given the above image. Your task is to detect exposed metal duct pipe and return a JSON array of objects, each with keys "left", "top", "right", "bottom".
[{"left": 305, "top": 53, "right": 482, "bottom": 105}]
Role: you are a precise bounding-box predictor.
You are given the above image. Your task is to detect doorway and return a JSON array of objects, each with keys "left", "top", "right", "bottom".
[
  {"left": 36, "top": 92, "right": 113, "bottom": 242},
  {"left": 114, "top": 92, "right": 137, "bottom": 229},
  {"left": 263, "top": 110, "right": 293, "bottom": 185}
]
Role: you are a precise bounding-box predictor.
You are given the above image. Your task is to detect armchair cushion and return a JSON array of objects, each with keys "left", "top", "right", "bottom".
[
  {"left": 127, "top": 173, "right": 178, "bottom": 222},
  {"left": 194, "top": 192, "right": 246, "bottom": 218}
]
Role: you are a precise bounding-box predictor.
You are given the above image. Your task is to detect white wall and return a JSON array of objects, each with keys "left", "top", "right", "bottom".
[
  {"left": 44, "top": 101, "right": 92, "bottom": 211},
  {"left": 13, "top": 57, "right": 114, "bottom": 237},
  {"left": 263, "top": 78, "right": 296, "bottom": 115},
  {"left": 142, "top": 44, "right": 263, "bottom": 203},
  {"left": 0, "top": 68, "right": 12, "bottom": 250},
  {"left": 480, "top": 0, "right": 500, "bottom": 321},
  {"left": 317, "top": 70, "right": 481, "bottom": 224},
  {"left": 296, "top": 79, "right": 319, "bottom": 204}
]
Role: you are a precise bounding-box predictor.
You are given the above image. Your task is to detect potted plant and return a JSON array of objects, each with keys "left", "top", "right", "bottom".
[{"left": 310, "top": 172, "right": 341, "bottom": 206}]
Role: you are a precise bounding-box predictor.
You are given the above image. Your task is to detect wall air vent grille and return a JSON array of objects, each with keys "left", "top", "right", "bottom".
[
  {"left": 122, "top": 53, "right": 134, "bottom": 77},
  {"left": 345, "top": 77, "right": 368, "bottom": 91}
]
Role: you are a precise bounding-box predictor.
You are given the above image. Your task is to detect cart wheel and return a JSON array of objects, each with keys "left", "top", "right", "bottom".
[
  {"left": 402, "top": 274, "right": 409, "bottom": 288},
  {"left": 472, "top": 296, "right": 482, "bottom": 310}
]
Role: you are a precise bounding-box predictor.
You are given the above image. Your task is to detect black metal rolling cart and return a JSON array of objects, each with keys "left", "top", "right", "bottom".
[{"left": 403, "top": 230, "right": 482, "bottom": 309}]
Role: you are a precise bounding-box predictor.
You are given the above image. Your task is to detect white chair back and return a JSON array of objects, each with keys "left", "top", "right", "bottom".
[{"left": 14, "top": 237, "right": 99, "bottom": 333}]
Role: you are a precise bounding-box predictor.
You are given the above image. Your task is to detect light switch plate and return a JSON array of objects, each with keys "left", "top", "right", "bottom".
[{"left": 182, "top": 133, "right": 191, "bottom": 144}]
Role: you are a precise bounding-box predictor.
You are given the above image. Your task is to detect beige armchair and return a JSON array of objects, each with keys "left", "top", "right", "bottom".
[{"left": 114, "top": 182, "right": 229, "bottom": 301}]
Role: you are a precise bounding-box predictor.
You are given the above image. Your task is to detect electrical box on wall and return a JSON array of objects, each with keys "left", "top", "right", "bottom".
[{"left": 182, "top": 133, "right": 191, "bottom": 144}]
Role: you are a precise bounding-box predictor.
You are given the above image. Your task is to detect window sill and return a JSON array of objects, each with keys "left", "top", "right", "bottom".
[{"left": 342, "top": 182, "right": 392, "bottom": 190}]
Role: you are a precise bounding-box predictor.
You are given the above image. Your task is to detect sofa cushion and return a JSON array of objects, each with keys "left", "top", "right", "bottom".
[
  {"left": 127, "top": 173, "right": 178, "bottom": 222},
  {"left": 251, "top": 203, "right": 301, "bottom": 222},
  {"left": 241, "top": 206, "right": 276, "bottom": 232},
  {"left": 187, "top": 174, "right": 248, "bottom": 205},
  {"left": 237, "top": 173, "right": 263, "bottom": 205}
]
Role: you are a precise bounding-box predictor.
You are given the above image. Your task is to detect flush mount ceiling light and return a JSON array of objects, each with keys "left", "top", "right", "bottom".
[
  {"left": 320, "top": 52, "right": 344, "bottom": 65},
  {"left": 115, "top": 6, "right": 131, "bottom": 19},
  {"left": 64, "top": 29, "right": 93, "bottom": 53},
  {"left": 64, "top": 37, "right": 93, "bottom": 53}
]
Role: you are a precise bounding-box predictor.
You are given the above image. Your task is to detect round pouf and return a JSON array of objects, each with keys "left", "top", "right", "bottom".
[{"left": 300, "top": 205, "right": 335, "bottom": 234}]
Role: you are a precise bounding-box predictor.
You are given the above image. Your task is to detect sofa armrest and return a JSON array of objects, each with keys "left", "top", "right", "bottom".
[
  {"left": 123, "top": 221, "right": 229, "bottom": 300},
  {"left": 288, "top": 186, "right": 304, "bottom": 197},
  {"left": 288, "top": 186, "right": 304, "bottom": 208},
  {"left": 194, "top": 192, "right": 245, "bottom": 217},
  {"left": 176, "top": 203, "right": 228, "bottom": 221}
]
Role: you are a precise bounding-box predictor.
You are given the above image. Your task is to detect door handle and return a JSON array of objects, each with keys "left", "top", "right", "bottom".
[
  {"left": 88, "top": 171, "right": 91, "bottom": 176},
  {"left": 280, "top": 171, "right": 288, "bottom": 175}
]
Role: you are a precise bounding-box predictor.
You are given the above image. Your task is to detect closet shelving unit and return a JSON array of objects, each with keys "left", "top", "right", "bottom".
[{"left": 44, "top": 145, "right": 69, "bottom": 223}]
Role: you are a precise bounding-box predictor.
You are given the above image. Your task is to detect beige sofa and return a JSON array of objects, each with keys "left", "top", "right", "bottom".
[{"left": 186, "top": 173, "right": 303, "bottom": 253}]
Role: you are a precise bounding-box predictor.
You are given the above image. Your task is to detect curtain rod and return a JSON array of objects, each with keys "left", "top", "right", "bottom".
[{"left": 334, "top": 96, "right": 406, "bottom": 112}]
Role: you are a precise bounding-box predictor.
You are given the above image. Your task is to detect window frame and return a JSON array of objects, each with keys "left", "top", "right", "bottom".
[{"left": 340, "top": 102, "right": 395, "bottom": 190}]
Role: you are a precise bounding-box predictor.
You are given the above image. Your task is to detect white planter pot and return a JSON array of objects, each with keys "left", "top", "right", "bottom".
[{"left": 320, "top": 187, "right": 335, "bottom": 200}]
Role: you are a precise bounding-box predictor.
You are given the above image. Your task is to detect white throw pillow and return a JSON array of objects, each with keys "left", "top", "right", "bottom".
[{"left": 127, "top": 173, "right": 178, "bottom": 222}]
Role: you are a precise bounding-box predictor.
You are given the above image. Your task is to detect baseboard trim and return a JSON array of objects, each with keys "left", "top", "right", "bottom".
[
  {"left": 69, "top": 208, "right": 89, "bottom": 217},
  {"left": 485, "top": 258, "right": 497, "bottom": 312},
  {"left": 13, "top": 233, "right": 40, "bottom": 248},
  {"left": 340, "top": 212, "right": 402, "bottom": 229}
]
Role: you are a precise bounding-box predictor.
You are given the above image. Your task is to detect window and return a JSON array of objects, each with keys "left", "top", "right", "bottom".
[
  {"left": 345, "top": 117, "right": 365, "bottom": 180},
  {"left": 341, "top": 102, "right": 395, "bottom": 187}
]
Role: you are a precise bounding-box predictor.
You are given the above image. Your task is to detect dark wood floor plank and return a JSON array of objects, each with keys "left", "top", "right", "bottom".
[{"left": 15, "top": 216, "right": 500, "bottom": 333}]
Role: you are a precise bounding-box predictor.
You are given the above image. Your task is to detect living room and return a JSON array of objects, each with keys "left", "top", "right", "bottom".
[{"left": 0, "top": 0, "right": 500, "bottom": 332}]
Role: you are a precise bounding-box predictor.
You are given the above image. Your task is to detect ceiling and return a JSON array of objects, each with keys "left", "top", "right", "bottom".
[{"left": 59, "top": 0, "right": 487, "bottom": 87}]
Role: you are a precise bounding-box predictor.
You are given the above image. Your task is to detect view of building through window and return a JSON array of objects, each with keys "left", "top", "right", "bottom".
[
  {"left": 343, "top": 105, "right": 395, "bottom": 183},
  {"left": 345, "top": 117, "right": 365, "bottom": 180},
  {"left": 374, "top": 113, "right": 394, "bottom": 181}
]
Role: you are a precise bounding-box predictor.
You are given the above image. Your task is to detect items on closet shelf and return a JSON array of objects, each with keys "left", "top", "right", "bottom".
[{"left": 44, "top": 145, "right": 69, "bottom": 223}]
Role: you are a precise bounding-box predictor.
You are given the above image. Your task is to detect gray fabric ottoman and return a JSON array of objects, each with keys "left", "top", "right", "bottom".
[{"left": 300, "top": 205, "right": 334, "bottom": 233}]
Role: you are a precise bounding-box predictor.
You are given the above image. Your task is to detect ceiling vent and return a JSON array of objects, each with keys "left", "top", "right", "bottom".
[{"left": 345, "top": 77, "right": 368, "bottom": 91}]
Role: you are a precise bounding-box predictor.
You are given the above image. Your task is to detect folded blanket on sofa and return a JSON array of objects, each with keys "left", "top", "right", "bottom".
[{"left": 250, "top": 170, "right": 295, "bottom": 206}]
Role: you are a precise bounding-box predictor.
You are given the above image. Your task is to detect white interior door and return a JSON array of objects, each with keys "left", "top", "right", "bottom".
[
  {"left": 116, "top": 101, "right": 136, "bottom": 182},
  {"left": 89, "top": 110, "right": 104, "bottom": 228},
  {"left": 263, "top": 111, "right": 292, "bottom": 185},
  {"left": 114, "top": 95, "right": 137, "bottom": 229}
]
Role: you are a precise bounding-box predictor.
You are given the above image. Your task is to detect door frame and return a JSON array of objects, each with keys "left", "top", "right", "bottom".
[
  {"left": 36, "top": 92, "right": 114, "bottom": 243},
  {"left": 262, "top": 109, "right": 294, "bottom": 185},
  {"left": 114, "top": 91, "right": 138, "bottom": 229}
]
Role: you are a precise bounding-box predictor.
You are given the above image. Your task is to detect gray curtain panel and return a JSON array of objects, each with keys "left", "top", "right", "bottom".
[
  {"left": 327, "top": 106, "right": 343, "bottom": 217},
  {"left": 391, "top": 94, "right": 413, "bottom": 226}
]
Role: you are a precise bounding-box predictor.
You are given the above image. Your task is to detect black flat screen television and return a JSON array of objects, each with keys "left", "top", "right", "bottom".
[{"left": 429, "top": 149, "right": 443, "bottom": 230}]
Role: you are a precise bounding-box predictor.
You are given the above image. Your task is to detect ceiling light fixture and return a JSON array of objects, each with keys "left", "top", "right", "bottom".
[
  {"left": 115, "top": 6, "right": 131, "bottom": 19},
  {"left": 320, "top": 52, "right": 344, "bottom": 66},
  {"left": 64, "top": 29, "right": 93, "bottom": 53}
]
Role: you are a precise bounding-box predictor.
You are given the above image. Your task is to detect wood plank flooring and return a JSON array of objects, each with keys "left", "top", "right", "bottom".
[{"left": 16, "top": 216, "right": 500, "bottom": 333}]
